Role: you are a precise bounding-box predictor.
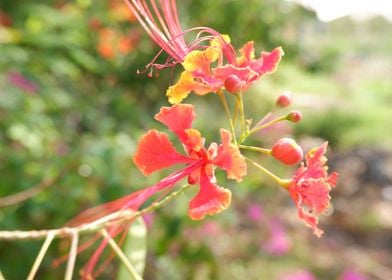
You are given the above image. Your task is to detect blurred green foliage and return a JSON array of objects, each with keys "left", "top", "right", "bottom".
[{"left": 1, "top": 0, "right": 391, "bottom": 279}]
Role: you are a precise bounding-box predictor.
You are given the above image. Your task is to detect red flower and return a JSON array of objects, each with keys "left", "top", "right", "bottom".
[
  {"left": 134, "top": 104, "right": 247, "bottom": 219},
  {"left": 167, "top": 40, "right": 283, "bottom": 103},
  {"left": 287, "top": 143, "right": 338, "bottom": 237},
  {"left": 125, "top": 0, "right": 283, "bottom": 103}
]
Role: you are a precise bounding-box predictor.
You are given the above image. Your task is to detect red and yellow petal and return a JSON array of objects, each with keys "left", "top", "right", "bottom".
[
  {"left": 184, "top": 128, "right": 204, "bottom": 152},
  {"left": 155, "top": 104, "right": 195, "bottom": 136},
  {"left": 188, "top": 168, "right": 231, "bottom": 220},
  {"left": 183, "top": 48, "right": 219, "bottom": 73},
  {"left": 237, "top": 41, "right": 256, "bottom": 66},
  {"left": 210, "top": 34, "right": 231, "bottom": 49},
  {"left": 213, "top": 129, "right": 247, "bottom": 182},
  {"left": 213, "top": 64, "right": 254, "bottom": 83},
  {"left": 166, "top": 71, "right": 211, "bottom": 104},
  {"left": 133, "top": 130, "right": 191, "bottom": 175}
]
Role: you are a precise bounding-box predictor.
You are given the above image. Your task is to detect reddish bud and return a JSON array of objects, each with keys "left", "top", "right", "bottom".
[
  {"left": 276, "top": 91, "right": 292, "bottom": 107},
  {"left": 287, "top": 111, "right": 302, "bottom": 123},
  {"left": 224, "top": 75, "right": 243, "bottom": 94},
  {"left": 271, "top": 138, "right": 303, "bottom": 165}
]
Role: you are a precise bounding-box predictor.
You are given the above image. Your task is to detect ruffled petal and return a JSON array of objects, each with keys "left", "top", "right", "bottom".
[
  {"left": 297, "top": 206, "right": 324, "bottom": 238},
  {"left": 252, "top": 47, "right": 284, "bottom": 76},
  {"left": 237, "top": 41, "right": 256, "bottom": 66},
  {"left": 288, "top": 175, "right": 338, "bottom": 238},
  {"left": 166, "top": 71, "right": 211, "bottom": 104},
  {"left": 188, "top": 168, "right": 231, "bottom": 220},
  {"left": 210, "top": 34, "right": 231, "bottom": 49},
  {"left": 288, "top": 142, "right": 338, "bottom": 237},
  {"left": 327, "top": 171, "right": 339, "bottom": 188},
  {"left": 214, "top": 64, "right": 255, "bottom": 83},
  {"left": 155, "top": 103, "right": 195, "bottom": 137},
  {"left": 184, "top": 128, "right": 204, "bottom": 152},
  {"left": 213, "top": 129, "right": 247, "bottom": 182},
  {"left": 305, "top": 142, "right": 328, "bottom": 168},
  {"left": 290, "top": 178, "right": 331, "bottom": 214},
  {"left": 183, "top": 49, "right": 217, "bottom": 74},
  {"left": 133, "top": 130, "right": 191, "bottom": 175},
  {"left": 294, "top": 142, "right": 332, "bottom": 181}
]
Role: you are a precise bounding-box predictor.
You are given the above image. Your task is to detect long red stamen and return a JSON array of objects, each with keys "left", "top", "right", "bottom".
[
  {"left": 125, "top": 0, "right": 238, "bottom": 72},
  {"left": 76, "top": 161, "right": 203, "bottom": 278}
]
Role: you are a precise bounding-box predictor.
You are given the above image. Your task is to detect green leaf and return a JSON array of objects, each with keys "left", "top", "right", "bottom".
[{"left": 117, "top": 218, "right": 147, "bottom": 280}]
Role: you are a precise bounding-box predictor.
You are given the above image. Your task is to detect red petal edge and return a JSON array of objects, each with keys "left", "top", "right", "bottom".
[
  {"left": 133, "top": 129, "right": 191, "bottom": 175},
  {"left": 213, "top": 129, "right": 247, "bottom": 182},
  {"left": 155, "top": 104, "right": 196, "bottom": 141},
  {"left": 188, "top": 168, "right": 232, "bottom": 220}
]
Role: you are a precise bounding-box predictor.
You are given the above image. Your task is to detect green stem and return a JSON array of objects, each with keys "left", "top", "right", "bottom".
[
  {"left": 217, "top": 90, "right": 237, "bottom": 145},
  {"left": 246, "top": 157, "right": 291, "bottom": 188},
  {"left": 233, "top": 97, "right": 240, "bottom": 127},
  {"left": 236, "top": 93, "right": 246, "bottom": 139},
  {"left": 101, "top": 228, "right": 143, "bottom": 280},
  {"left": 245, "top": 115, "right": 288, "bottom": 140},
  {"left": 239, "top": 145, "right": 271, "bottom": 155}
]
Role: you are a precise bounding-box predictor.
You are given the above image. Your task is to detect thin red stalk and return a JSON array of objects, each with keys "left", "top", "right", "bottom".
[
  {"left": 169, "top": 0, "right": 184, "bottom": 41},
  {"left": 91, "top": 224, "right": 128, "bottom": 278},
  {"left": 83, "top": 234, "right": 110, "bottom": 278},
  {"left": 52, "top": 235, "right": 100, "bottom": 268},
  {"left": 139, "top": 0, "right": 183, "bottom": 61},
  {"left": 161, "top": 0, "right": 187, "bottom": 54},
  {"left": 125, "top": 0, "right": 181, "bottom": 61},
  {"left": 150, "top": 0, "right": 171, "bottom": 43},
  {"left": 78, "top": 161, "right": 203, "bottom": 277}
]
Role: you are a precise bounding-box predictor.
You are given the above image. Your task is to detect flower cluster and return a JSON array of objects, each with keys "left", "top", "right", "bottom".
[
  {"left": 286, "top": 143, "right": 338, "bottom": 237},
  {"left": 126, "top": 0, "right": 338, "bottom": 237},
  {"left": 75, "top": 0, "right": 339, "bottom": 278},
  {"left": 124, "top": 0, "right": 283, "bottom": 103},
  {"left": 133, "top": 104, "right": 247, "bottom": 220},
  {"left": 166, "top": 37, "right": 283, "bottom": 103}
]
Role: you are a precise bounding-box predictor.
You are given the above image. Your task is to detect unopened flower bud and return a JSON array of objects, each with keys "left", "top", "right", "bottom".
[
  {"left": 271, "top": 138, "right": 303, "bottom": 165},
  {"left": 276, "top": 91, "right": 292, "bottom": 107},
  {"left": 287, "top": 111, "right": 302, "bottom": 123},
  {"left": 224, "top": 75, "right": 243, "bottom": 94}
]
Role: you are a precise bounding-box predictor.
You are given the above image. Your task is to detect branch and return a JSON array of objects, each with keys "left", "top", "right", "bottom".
[
  {"left": 0, "top": 184, "right": 191, "bottom": 241},
  {"left": 64, "top": 231, "right": 79, "bottom": 280},
  {"left": 26, "top": 231, "right": 55, "bottom": 280},
  {"left": 0, "top": 163, "right": 75, "bottom": 208}
]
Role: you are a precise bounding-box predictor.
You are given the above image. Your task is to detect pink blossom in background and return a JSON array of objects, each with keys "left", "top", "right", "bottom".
[
  {"left": 279, "top": 269, "right": 316, "bottom": 280},
  {"left": 262, "top": 218, "right": 292, "bottom": 256},
  {"left": 7, "top": 71, "right": 38, "bottom": 94},
  {"left": 246, "top": 203, "right": 264, "bottom": 222},
  {"left": 340, "top": 269, "right": 368, "bottom": 280},
  {"left": 200, "top": 221, "right": 222, "bottom": 236}
]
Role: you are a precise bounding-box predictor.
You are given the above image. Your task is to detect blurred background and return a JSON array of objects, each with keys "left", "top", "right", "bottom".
[{"left": 1, "top": 0, "right": 392, "bottom": 279}]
